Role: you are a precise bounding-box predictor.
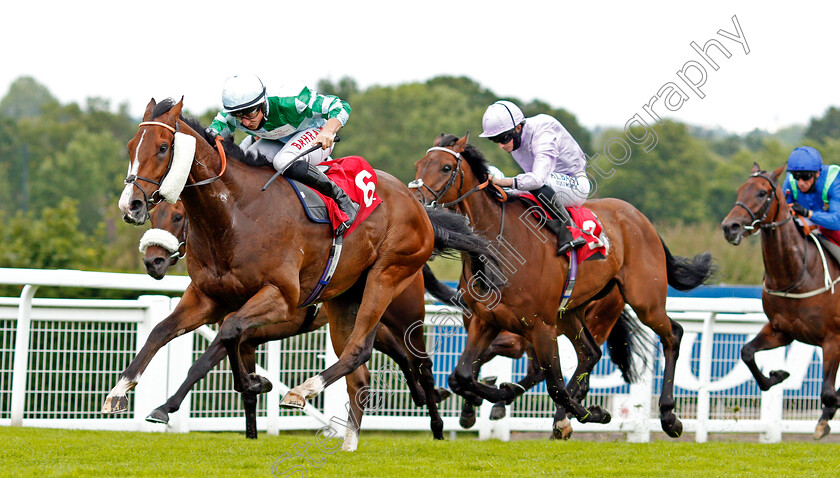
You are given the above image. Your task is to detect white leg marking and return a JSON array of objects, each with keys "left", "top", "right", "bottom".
[
  {"left": 341, "top": 427, "right": 359, "bottom": 452},
  {"left": 298, "top": 375, "right": 325, "bottom": 399}
]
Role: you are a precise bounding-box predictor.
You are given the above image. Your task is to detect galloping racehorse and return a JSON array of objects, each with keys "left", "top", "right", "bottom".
[
  {"left": 414, "top": 134, "right": 714, "bottom": 437},
  {"left": 138, "top": 201, "right": 466, "bottom": 439},
  {"left": 722, "top": 163, "right": 840, "bottom": 440},
  {"left": 110, "top": 98, "right": 496, "bottom": 450}
]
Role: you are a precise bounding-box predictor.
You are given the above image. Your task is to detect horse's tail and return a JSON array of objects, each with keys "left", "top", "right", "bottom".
[
  {"left": 424, "top": 207, "right": 507, "bottom": 291},
  {"left": 422, "top": 264, "right": 469, "bottom": 311},
  {"left": 660, "top": 237, "right": 716, "bottom": 291},
  {"left": 606, "top": 309, "right": 654, "bottom": 383}
]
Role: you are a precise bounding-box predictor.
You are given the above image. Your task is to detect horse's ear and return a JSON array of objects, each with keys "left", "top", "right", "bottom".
[
  {"left": 433, "top": 134, "right": 444, "bottom": 147},
  {"left": 751, "top": 162, "right": 761, "bottom": 174},
  {"left": 770, "top": 163, "right": 786, "bottom": 182},
  {"left": 163, "top": 97, "right": 185, "bottom": 125},
  {"left": 143, "top": 98, "right": 157, "bottom": 121},
  {"left": 453, "top": 132, "right": 470, "bottom": 153}
]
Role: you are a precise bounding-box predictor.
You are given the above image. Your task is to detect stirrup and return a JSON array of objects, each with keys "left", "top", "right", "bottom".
[{"left": 557, "top": 236, "right": 587, "bottom": 255}]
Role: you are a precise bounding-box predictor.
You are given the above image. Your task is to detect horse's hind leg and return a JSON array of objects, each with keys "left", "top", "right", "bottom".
[
  {"left": 815, "top": 342, "right": 840, "bottom": 440},
  {"left": 527, "top": 323, "right": 610, "bottom": 425},
  {"left": 741, "top": 323, "right": 794, "bottom": 390}
]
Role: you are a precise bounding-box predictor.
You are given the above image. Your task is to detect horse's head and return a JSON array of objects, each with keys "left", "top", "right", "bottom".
[
  {"left": 140, "top": 200, "right": 188, "bottom": 280},
  {"left": 118, "top": 98, "right": 186, "bottom": 225},
  {"left": 722, "top": 162, "right": 790, "bottom": 245},
  {"left": 411, "top": 133, "right": 490, "bottom": 207}
]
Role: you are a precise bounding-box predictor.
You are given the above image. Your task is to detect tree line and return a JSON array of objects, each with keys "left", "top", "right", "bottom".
[{"left": 0, "top": 75, "right": 835, "bottom": 293}]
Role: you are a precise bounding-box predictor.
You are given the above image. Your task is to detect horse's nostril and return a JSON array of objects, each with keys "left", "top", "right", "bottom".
[
  {"left": 130, "top": 199, "right": 144, "bottom": 212},
  {"left": 153, "top": 257, "right": 166, "bottom": 267}
]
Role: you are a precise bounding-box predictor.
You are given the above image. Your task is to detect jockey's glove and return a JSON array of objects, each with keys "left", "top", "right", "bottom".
[
  {"left": 205, "top": 127, "right": 220, "bottom": 139},
  {"left": 791, "top": 202, "right": 810, "bottom": 218}
]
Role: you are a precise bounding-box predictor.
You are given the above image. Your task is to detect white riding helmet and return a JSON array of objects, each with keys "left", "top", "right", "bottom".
[
  {"left": 221, "top": 74, "right": 267, "bottom": 113},
  {"left": 479, "top": 100, "right": 525, "bottom": 138}
]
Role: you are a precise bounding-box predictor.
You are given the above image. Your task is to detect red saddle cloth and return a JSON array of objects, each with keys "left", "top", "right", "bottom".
[
  {"left": 315, "top": 156, "right": 382, "bottom": 236},
  {"left": 518, "top": 193, "right": 607, "bottom": 263}
]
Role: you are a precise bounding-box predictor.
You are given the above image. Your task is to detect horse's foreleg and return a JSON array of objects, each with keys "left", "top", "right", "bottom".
[
  {"left": 146, "top": 334, "right": 229, "bottom": 424},
  {"left": 240, "top": 341, "right": 263, "bottom": 439},
  {"left": 340, "top": 365, "right": 370, "bottom": 452},
  {"left": 741, "top": 323, "right": 794, "bottom": 391},
  {"left": 561, "top": 310, "right": 602, "bottom": 405},
  {"left": 103, "top": 287, "right": 219, "bottom": 414},
  {"left": 527, "top": 323, "right": 610, "bottom": 425},
  {"left": 815, "top": 341, "right": 840, "bottom": 440},
  {"left": 218, "top": 285, "right": 289, "bottom": 395}
]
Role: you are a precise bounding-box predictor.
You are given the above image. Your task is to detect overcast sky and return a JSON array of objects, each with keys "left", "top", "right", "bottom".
[{"left": 2, "top": 1, "right": 837, "bottom": 134}]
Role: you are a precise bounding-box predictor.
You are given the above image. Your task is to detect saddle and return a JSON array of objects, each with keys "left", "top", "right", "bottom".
[
  {"left": 509, "top": 192, "right": 608, "bottom": 263},
  {"left": 285, "top": 156, "right": 382, "bottom": 237}
]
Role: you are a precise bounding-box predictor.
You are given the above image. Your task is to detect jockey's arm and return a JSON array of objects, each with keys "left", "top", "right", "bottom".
[{"left": 315, "top": 118, "right": 342, "bottom": 150}]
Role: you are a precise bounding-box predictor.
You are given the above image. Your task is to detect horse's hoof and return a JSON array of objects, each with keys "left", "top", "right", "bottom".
[
  {"left": 579, "top": 405, "right": 610, "bottom": 424},
  {"left": 479, "top": 376, "right": 497, "bottom": 387},
  {"left": 489, "top": 402, "right": 507, "bottom": 420},
  {"left": 551, "top": 418, "right": 573, "bottom": 440},
  {"left": 145, "top": 408, "right": 170, "bottom": 424},
  {"left": 101, "top": 395, "right": 128, "bottom": 414},
  {"left": 434, "top": 387, "right": 452, "bottom": 403},
  {"left": 498, "top": 382, "right": 524, "bottom": 403},
  {"left": 661, "top": 414, "right": 683, "bottom": 438},
  {"left": 814, "top": 420, "right": 831, "bottom": 440},
  {"left": 459, "top": 408, "right": 476, "bottom": 429},
  {"left": 769, "top": 370, "right": 790, "bottom": 386},
  {"left": 279, "top": 391, "right": 306, "bottom": 409},
  {"left": 246, "top": 373, "right": 273, "bottom": 394}
]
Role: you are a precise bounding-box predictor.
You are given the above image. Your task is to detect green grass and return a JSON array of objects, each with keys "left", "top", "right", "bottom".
[{"left": 2, "top": 427, "right": 839, "bottom": 477}]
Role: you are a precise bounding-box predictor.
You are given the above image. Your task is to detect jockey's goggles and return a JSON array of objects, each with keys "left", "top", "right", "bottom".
[
  {"left": 489, "top": 129, "right": 516, "bottom": 144},
  {"left": 231, "top": 105, "right": 261, "bottom": 120},
  {"left": 792, "top": 171, "right": 816, "bottom": 181}
]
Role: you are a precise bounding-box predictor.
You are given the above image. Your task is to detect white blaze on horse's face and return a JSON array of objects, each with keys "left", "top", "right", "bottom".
[{"left": 118, "top": 130, "right": 146, "bottom": 216}]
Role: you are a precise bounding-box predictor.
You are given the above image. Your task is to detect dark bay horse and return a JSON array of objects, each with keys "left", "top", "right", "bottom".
[
  {"left": 722, "top": 163, "right": 840, "bottom": 440},
  {"left": 414, "top": 133, "right": 714, "bottom": 437},
  {"left": 110, "top": 98, "right": 496, "bottom": 450},
  {"left": 139, "top": 201, "right": 458, "bottom": 439}
]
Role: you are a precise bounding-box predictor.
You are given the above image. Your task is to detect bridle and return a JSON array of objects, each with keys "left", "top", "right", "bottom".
[
  {"left": 124, "top": 120, "right": 227, "bottom": 212},
  {"left": 734, "top": 171, "right": 830, "bottom": 296},
  {"left": 732, "top": 171, "right": 792, "bottom": 232},
  {"left": 409, "top": 146, "right": 490, "bottom": 208}
]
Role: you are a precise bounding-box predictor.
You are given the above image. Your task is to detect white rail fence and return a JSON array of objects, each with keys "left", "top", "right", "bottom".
[{"left": 0, "top": 268, "right": 837, "bottom": 443}]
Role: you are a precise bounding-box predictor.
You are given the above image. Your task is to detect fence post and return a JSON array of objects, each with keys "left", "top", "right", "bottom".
[
  {"left": 625, "top": 326, "right": 655, "bottom": 443},
  {"left": 134, "top": 295, "right": 174, "bottom": 431},
  {"left": 163, "top": 297, "right": 192, "bottom": 434},
  {"left": 266, "top": 340, "right": 282, "bottom": 436},
  {"left": 759, "top": 347, "right": 786, "bottom": 443},
  {"left": 10, "top": 284, "right": 39, "bottom": 427},
  {"left": 478, "top": 356, "right": 512, "bottom": 441},
  {"left": 322, "top": 325, "right": 349, "bottom": 426},
  {"left": 695, "top": 312, "right": 716, "bottom": 443}
]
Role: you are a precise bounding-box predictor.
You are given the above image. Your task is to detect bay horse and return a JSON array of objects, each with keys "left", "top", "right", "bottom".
[
  {"left": 414, "top": 133, "right": 715, "bottom": 437},
  {"left": 139, "top": 201, "right": 459, "bottom": 439},
  {"left": 110, "top": 98, "right": 497, "bottom": 450},
  {"left": 722, "top": 162, "right": 840, "bottom": 440}
]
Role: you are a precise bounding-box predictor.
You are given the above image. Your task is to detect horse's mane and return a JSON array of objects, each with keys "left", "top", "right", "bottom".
[
  {"left": 153, "top": 98, "right": 271, "bottom": 168},
  {"left": 436, "top": 134, "right": 490, "bottom": 184}
]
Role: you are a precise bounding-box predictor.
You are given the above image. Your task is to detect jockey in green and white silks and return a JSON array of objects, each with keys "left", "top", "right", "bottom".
[{"left": 207, "top": 74, "right": 358, "bottom": 235}]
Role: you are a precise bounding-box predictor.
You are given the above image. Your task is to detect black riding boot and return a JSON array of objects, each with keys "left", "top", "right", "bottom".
[
  {"left": 284, "top": 160, "right": 359, "bottom": 236},
  {"left": 531, "top": 185, "right": 586, "bottom": 256}
]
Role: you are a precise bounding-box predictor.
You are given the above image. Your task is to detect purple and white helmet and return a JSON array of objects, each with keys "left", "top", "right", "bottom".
[{"left": 479, "top": 101, "right": 525, "bottom": 138}]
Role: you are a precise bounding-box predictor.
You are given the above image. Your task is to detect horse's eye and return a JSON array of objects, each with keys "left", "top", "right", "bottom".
[
  {"left": 173, "top": 214, "right": 183, "bottom": 222},
  {"left": 757, "top": 190, "right": 768, "bottom": 198},
  {"left": 159, "top": 143, "right": 169, "bottom": 154},
  {"left": 442, "top": 165, "right": 452, "bottom": 173}
]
